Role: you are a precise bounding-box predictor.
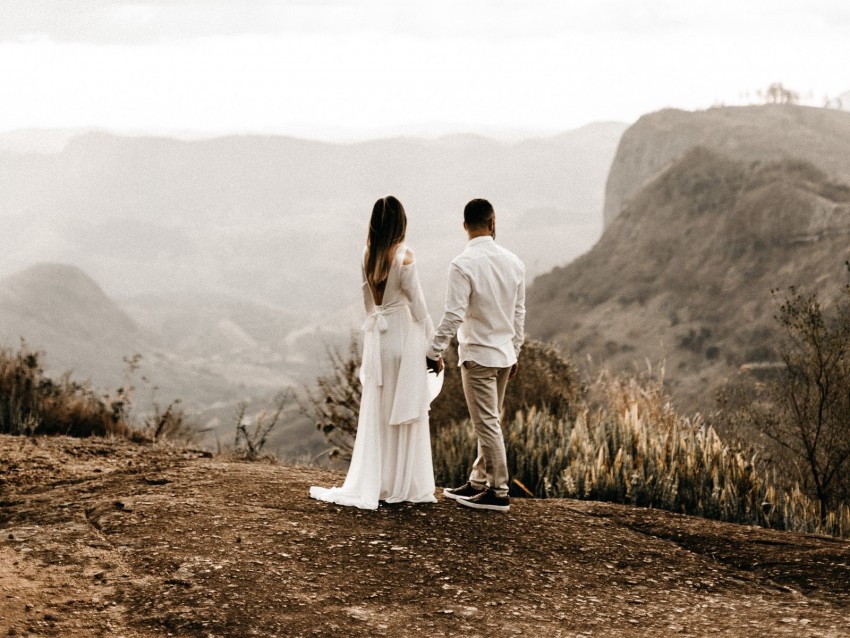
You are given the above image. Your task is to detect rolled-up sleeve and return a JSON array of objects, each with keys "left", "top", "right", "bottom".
[{"left": 427, "top": 263, "right": 470, "bottom": 360}]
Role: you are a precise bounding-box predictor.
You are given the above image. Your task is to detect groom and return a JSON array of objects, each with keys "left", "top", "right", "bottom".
[{"left": 426, "top": 198, "right": 526, "bottom": 512}]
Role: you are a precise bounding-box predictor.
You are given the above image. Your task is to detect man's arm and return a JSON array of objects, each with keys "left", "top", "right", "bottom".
[
  {"left": 427, "top": 263, "right": 471, "bottom": 361},
  {"left": 512, "top": 267, "right": 526, "bottom": 358}
]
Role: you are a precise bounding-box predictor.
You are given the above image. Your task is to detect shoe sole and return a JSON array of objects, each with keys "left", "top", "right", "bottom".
[
  {"left": 457, "top": 499, "right": 510, "bottom": 512},
  {"left": 443, "top": 490, "right": 470, "bottom": 501},
  {"left": 442, "top": 489, "right": 476, "bottom": 501}
]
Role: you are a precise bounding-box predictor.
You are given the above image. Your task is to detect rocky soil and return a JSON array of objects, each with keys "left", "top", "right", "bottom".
[{"left": 1, "top": 434, "right": 849, "bottom": 637}]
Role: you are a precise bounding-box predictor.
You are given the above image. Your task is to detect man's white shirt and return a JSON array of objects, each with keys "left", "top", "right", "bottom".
[{"left": 428, "top": 236, "right": 526, "bottom": 368}]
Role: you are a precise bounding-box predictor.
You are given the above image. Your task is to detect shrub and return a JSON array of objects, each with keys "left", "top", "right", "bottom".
[
  {"left": 0, "top": 343, "right": 198, "bottom": 444},
  {"left": 300, "top": 337, "right": 362, "bottom": 460},
  {"left": 305, "top": 335, "right": 582, "bottom": 459},
  {"left": 721, "top": 267, "right": 850, "bottom": 515},
  {"left": 231, "top": 392, "right": 292, "bottom": 461},
  {"left": 143, "top": 399, "right": 199, "bottom": 445},
  {"left": 433, "top": 371, "right": 850, "bottom": 537},
  {"left": 0, "top": 343, "right": 142, "bottom": 440}
]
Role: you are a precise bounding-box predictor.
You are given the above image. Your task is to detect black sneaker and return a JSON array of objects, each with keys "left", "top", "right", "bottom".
[
  {"left": 457, "top": 488, "right": 510, "bottom": 512},
  {"left": 442, "top": 482, "right": 485, "bottom": 501}
]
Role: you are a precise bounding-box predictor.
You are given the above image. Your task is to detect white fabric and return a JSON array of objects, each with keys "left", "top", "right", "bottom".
[
  {"left": 310, "top": 244, "right": 438, "bottom": 510},
  {"left": 428, "top": 236, "right": 526, "bottom": 368}
]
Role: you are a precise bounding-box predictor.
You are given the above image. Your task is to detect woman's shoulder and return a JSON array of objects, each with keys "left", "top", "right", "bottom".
[{"left": 394, "top": 243, "right": 414, "bottom": 266}]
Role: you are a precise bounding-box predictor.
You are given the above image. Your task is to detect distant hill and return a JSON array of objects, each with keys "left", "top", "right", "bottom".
[
  {"left": 827, "top": 90, "right": 850, "bottom": 110},
  {"left": 603, "top": 105, "right": 850, "bottom": 227},
  {"left": 0, "top": 123, "right": 627, "bottom": 320},
  {"left": 0, "top": 128, "right": 86, "bottom": 154},
  {"left": 528, "top": 146, "right": 850, "bottom": 411},
  {"left": 0, "top": 263, "right": 149, "bottom": 384},
  {"left": 0, "top": 263, "right": 326, "bottom": 456}
]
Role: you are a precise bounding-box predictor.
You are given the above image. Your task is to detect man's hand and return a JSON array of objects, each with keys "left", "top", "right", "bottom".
[
  {"left": 508, "top": 362, "right": 519, "bottom": 380},
  {"left": 426, "top": 356, "right": 444, "bottom": 375}
]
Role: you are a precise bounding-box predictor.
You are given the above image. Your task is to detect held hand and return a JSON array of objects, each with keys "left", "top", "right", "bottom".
[
  {"left": 426, "top": 356, "right": 444, "bottom": 375},
  {"left": 508, "top": 362, "right": 519, "bottom": 381}
]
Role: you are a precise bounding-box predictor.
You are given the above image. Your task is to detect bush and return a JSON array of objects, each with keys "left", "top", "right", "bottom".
[
  {"left": 721, "top": 267, "right": 850, "bottom": 515},
  {"left": 0, "top": 343, "right": 196, "bottom": 444},
  {"left": 300, "top": 338, "right": 362, "bottom": 460},
  {"left": 231, "top": 392, "right": 291, "bottom": 461},
  {"left": 431, "top": 338, "right": 582, "bottom": 428},
  {"left": 0, "top": 343, "right": 142, "bottom": 440},
  {"left": 433, "top": 371, "right": 850, "bottom": 537},
  {"left": 304, "top": 336, "right": 581, "bottom": 459}
]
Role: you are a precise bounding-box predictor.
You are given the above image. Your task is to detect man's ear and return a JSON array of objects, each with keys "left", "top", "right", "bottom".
[
  {"left": 489, "top": 217, "right": 496, "bottom": 232},
  {"left": 463, "top": 221, "right": 468, "bottom": 232}
]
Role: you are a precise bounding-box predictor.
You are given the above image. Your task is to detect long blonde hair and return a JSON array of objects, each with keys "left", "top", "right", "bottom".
[{"left": 365, "top": 196, "right": 407, "bottom": 299}]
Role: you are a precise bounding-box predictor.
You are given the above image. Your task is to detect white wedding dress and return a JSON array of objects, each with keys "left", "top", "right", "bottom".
[{"left": 309, "top": 244, "right": 439, "bottom": 509}]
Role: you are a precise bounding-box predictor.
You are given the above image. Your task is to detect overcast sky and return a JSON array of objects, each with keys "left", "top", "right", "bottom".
[{"left": 1, "top": 0, "right": 848, "bottom": 140}]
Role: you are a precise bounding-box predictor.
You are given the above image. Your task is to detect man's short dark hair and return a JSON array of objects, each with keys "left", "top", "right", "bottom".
[{"left": 464, "top": 199, "right": 494, "bottom": 228}]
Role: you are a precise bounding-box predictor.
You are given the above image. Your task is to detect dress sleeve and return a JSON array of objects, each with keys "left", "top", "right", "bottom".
[
  {"left": 389, "top": 249, "right": 435, "bottom": 425},
  {"left": 399, "top": 259, "right": 430, "bottom": 325}
]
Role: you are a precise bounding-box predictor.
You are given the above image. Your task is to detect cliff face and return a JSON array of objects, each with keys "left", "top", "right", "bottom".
[
  {"left": 603, "top": 105, "right": 850, "bottom": 227},
  {"left": 529, "top": 146, "right": 850, "bottom": 411}
]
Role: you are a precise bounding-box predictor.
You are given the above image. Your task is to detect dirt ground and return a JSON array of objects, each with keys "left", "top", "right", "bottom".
[{"left": 1, "top": 434, "right": 849, "bottom": 637}]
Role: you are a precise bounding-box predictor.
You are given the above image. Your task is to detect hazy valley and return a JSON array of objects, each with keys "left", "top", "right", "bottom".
[
  {"left": 0, "top": 123, "right": 626, "bottom": 454},
  {"left": 4, "top": 104, "right": 850, "bottom": 444}
]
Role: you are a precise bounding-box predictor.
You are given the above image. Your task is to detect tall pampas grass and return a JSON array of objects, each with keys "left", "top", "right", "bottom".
[{"left": 432, "top": 371, "right": 850, "bottom": 538}]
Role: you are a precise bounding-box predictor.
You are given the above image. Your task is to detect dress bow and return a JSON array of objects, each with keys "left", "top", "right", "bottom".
[
  {"left": 361, "top": 307, "right": 393, "bottom": 387},
  {"left": 362, "top": 309, "right": 389, "bottom": 334}
]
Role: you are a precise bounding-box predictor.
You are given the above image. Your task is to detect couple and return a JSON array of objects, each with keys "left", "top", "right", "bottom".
[{"left": 309, "top": 196, "right": 525, "bottom": 513}]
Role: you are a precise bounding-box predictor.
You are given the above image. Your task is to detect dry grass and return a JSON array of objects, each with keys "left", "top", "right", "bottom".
[
  {"left": 432, "top": 371, "right": 850, "bottom": 538},
  {"left": 0, "top": 343, "right": 143, "bottom": 440},
  {"left": 0, "top": 343, "right": 199, "bottom": 444}
]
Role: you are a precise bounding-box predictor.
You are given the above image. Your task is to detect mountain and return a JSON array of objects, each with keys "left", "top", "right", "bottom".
[
  {"left": 827, "top": 90, "right": 850, "bottom": 110},
  {"left": 0, "top": 123, "right": 627, "bottom": 321},
  {"left": 603, "top": 105, "right": 850, "bottom": 227},
  {"left": 0, "top": 263, "right": 149, "bottom": 384},
  {"left": 528, "top": 146, "right": 850, "bottom": 411},
  {"left": 0, "top": 128, "right": 86, "bottom": 154},
  {"left": 0, "top": 263, "right": 327, "bottom": 456}
]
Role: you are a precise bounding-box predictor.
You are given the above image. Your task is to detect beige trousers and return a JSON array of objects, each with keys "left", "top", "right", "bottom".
[{"left": 461, "top": 361, "right": 511, "bottom": 498}]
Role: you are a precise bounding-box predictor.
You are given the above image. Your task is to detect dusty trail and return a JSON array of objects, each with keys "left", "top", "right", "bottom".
[{"left": 1, "top": 435, "right": 848, "bottom": 637}]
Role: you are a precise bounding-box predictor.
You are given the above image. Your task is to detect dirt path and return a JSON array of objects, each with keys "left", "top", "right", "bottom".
[{"left": 1, "top": 435, "right": 849, "bottom": 637}]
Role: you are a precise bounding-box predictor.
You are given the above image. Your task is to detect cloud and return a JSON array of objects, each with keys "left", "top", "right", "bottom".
[
  {"left": 1, "top": 0, "right": 848, "bottom": 138},
  {"left": 6, "top": 0, "right": 849, "bottom": 44}
]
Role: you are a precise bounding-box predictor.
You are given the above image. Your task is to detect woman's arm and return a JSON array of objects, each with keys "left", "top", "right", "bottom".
[{"left": 399, "top": 249, "right": 430, "bottom": 324}]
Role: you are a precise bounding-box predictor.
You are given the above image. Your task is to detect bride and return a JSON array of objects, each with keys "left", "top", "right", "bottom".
[{"left": 309, "top": 196, "right": 439, "bottom": 509}]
